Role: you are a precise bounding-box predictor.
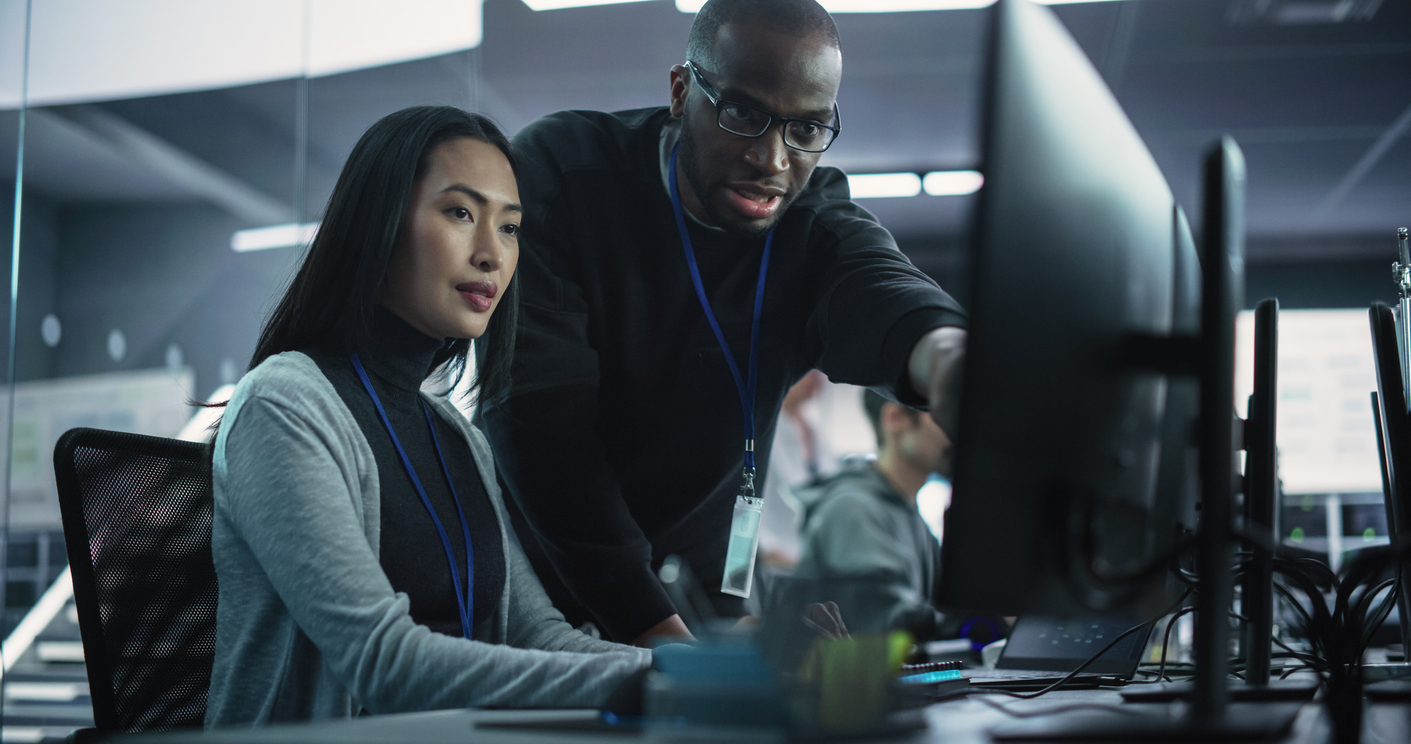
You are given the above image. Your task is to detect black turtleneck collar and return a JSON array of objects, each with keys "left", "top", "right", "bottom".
[
  {"left": 354, "top": 306, "right": 452, "bottom": 394},
  {"left": 304, "top": 304, "right": 506, "bottom": 636}
]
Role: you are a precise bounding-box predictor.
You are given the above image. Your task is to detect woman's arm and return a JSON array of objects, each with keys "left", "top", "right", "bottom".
[{"left": 218, "top": 391, "right": 650, "bottom": 714}]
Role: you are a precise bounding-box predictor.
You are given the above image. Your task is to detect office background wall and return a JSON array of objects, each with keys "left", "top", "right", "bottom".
[
  {"left": 0, "top": 0, "right": 1406, "bottom": 729},
  {"left": 10, "top": 0, "right": 1406, "bottom": 390}
]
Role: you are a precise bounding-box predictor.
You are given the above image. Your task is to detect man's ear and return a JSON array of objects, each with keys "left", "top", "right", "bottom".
[
  {"left": 669, "top": 64, "right": 690, "bottom": 118},
  {"left": 880, "top": 402, "right": 909, "bottom": 441}
]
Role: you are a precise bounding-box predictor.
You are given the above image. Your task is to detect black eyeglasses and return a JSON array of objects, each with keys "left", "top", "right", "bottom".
[{"left": 686, "top": 61, "right": 841, "bottom": 154}]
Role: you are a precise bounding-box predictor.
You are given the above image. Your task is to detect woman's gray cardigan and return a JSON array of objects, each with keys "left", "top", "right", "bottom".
[{"left": 205, "top": 352, "right": 650, "bottom": 728}]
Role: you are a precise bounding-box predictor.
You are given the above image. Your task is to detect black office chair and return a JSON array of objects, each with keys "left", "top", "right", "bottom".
[{"left": 53, "top": 427, "right": 218, "bottom": 733}]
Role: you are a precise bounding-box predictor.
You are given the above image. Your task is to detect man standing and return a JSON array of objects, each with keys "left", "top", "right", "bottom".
[
  {"left": 793, "top": 390, "right": 951, "bottom": 640},
  {"left": 483, "top": 0, "right": 967, "bottom": 647}
]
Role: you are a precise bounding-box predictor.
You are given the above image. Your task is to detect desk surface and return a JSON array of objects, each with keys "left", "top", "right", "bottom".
[{"left": 114, "top": 691, "right": 1401, "bottom": 744}]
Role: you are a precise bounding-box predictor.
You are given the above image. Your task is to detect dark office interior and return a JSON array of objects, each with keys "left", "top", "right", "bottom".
[{"left": 0, "top": 0, "right": 1408, "bottom": 741}]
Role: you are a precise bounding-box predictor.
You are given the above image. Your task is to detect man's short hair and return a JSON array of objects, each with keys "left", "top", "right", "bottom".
[
  {"left": 862, "top": 389, "right": 920, "bottom": 444},
  {"left": 687, "top": 0, "right": 841, "bottom": 68}
]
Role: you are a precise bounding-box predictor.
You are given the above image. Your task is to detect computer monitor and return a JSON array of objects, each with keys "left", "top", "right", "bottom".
[
  {"left": 1368, "top": 303, "right": 1411, "bottom": 656},
  {"left": 938, "top": 0, "right": 1190, "bottom": 618},
  {"left": 1240, "top": 299, "right": 1279, "bottom": 687}
]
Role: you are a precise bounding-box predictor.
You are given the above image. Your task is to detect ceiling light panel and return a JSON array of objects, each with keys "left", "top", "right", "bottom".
[
  {"left": 231, "top": 223, "right": 320, "bottom": 253},
  {"left": 677, "top": 0, "right": 1127, "bottom": 10},
  {"left": 677, "top": 0, "right": 991, "bottom": 9},
  {"left": 848, "top": 173, "right": 923, "bottom": 199},
  {"left": 525, "top": 0, "right": 656, "bottom": 9},
  {"left": 923, "top": 170, "right": 984, "bottom": 196}
]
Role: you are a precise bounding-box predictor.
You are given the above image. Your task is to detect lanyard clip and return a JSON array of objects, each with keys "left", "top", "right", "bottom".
[{"left": 741, "top": 466, "right": 757, "bottom": 499}]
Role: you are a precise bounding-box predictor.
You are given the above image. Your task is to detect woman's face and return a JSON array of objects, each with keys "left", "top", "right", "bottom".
[{"left": 382, "top": 137, "right": 521, "bottom": 340}]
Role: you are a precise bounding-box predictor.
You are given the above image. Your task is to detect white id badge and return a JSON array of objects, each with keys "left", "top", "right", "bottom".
[{"left": 721, "top": 493, "right": 764, "bottom": 598}]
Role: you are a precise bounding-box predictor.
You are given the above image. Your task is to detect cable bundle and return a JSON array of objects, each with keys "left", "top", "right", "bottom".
[{"left": 947, "top": 538, "right": 1403, "bottom": 742}]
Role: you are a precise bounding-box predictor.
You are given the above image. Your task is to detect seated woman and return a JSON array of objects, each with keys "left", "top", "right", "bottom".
[{"left": 206, "top": 106, "right": 650, "bottom": 727}]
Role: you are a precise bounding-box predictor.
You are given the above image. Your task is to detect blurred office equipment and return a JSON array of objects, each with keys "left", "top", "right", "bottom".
[
  {"left": 8, "top": 369, "right": 195, "bottom": 533},
  {"left": 54, "top": 428, "right": 217, "bottom": 733},
  {"left": 964, "top": 616, "right": 1152, "bottom": 691},
  {"left": 1370, "top": 233, "right": 1411, "bottom": 672},
  {"left": 1236, "top": 310, "right": 1383, "bottom": 500},
  {"left": 1394, "top": 228, "right": 1411, "bottom": 395}
]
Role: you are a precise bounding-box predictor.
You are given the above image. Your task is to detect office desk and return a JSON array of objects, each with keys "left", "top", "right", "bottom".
[{"left": 115, "top": 691, "right": 1405, "bottom": 744}]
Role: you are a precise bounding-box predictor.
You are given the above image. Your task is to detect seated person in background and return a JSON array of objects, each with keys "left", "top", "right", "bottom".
[
  {"left": 205, "top": 106, "right": 649, "bottom": 728},
  {"left": 793, "top": 389, "right": 950, "bottom": 641},
  {"left": 758, "top": 369, "right": 831, "bottom": 570}
]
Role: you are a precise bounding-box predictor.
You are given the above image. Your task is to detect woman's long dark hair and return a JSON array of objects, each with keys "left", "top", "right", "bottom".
[{"left": 252, "top": 105, "right": 520, "bottom": 404}]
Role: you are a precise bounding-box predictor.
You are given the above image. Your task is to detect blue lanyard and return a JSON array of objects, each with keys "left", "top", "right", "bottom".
[
  {"left": 351, "top": 352, "right": 475, "bottom": 639},
  {"left": 668, "top": 145, "right": 774, "bottom": 477}
]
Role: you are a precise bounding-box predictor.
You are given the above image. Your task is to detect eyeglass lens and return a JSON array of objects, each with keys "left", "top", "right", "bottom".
[{"left": 717, "top": 103, "right": 837, "bottom": 152}]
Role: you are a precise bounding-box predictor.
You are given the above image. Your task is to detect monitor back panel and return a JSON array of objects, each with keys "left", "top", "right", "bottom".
[{"left": 940, "top": 0, "right": 1178, "bottom": 616}]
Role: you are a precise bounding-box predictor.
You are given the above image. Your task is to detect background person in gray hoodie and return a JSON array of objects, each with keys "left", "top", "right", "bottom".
[{"left": 794, "top": 388, "right": 951, "bottom": 640}]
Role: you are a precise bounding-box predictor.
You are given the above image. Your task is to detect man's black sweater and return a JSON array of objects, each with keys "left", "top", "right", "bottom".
[{"left": 483, "top": 107, "right": 965, "bottom": 643}]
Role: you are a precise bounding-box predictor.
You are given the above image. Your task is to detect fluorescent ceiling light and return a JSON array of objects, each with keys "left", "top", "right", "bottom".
[
  {"left": 231, "top": 222, "right": 319, "bottom": 252},
  {"left": 677, "top": 0, "right": 1127, "bottom": 10},
  {"left": 848, "top": 173, "right": 922, "bottom": 199},
  {"left": 923, "top": 170, "right": 984, "bottom": 196},
  {"left": 526, "top": 0, "right": 654, "bottom": 9},
  {"left": 678, "top": 0, "right": 992, "bottom": 9}
]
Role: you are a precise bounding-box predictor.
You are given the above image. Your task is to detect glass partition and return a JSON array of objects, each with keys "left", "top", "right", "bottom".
[
  {"left": 6, "top": 3, "right": 308, "bottom": 738},
  {"left": 2, "top": 0, "right": 33, "bottom": 737},
  {"left": 0, "top": 2, "right": 492, "bottom": 737},
  {"left": 0, "top": 0, "right": 26, "bottom": 666}
]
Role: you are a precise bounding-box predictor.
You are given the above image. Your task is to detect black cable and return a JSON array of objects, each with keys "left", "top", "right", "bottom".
[
  {"left": 1280, "top": 665, "right": 1319, "bottom": 680},
  {"left": 1269, "top": 636, "right": 1323, "bottom": 667},
  {"left": 1228, "top": 603, "right": 1327, "bottom": 681},
  {"left": 1358, "top": 584, "right": 1399, "bottom": 659},
  {"left": 1155, "top": 606, "right": 1196, "bottom": 682},
  {"left": 1350, "top": 579, "right": 1395, "bottom": 647},
  {"left": 958, "top": 521, "right": 1405, "bottom": 713},
  {"left": 1350, "top": 578, "right": 1394, "bottom": 620},
  {"left": 1273, "top": 581, "right": 1316, "bottom": 633}
]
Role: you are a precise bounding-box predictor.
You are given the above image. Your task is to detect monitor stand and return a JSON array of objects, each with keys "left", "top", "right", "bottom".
[
  {"left": 988, "top": 702, "right": 1303, "bottom": 742},
  {"left": 1239, "top": 299, "right": 1279, "bottom": 688},
  {"left": 1119, "top": 678, "right": 1318, "bottom": 704}
]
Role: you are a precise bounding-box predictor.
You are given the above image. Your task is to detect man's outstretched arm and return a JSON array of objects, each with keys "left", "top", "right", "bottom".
[{"left": 909, "top": 326, "right": 968, "bottom": 438}]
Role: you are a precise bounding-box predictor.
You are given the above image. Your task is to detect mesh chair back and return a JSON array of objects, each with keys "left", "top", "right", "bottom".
[{"left": 53, "top": 427, "right": 217, "bottom": 732}]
